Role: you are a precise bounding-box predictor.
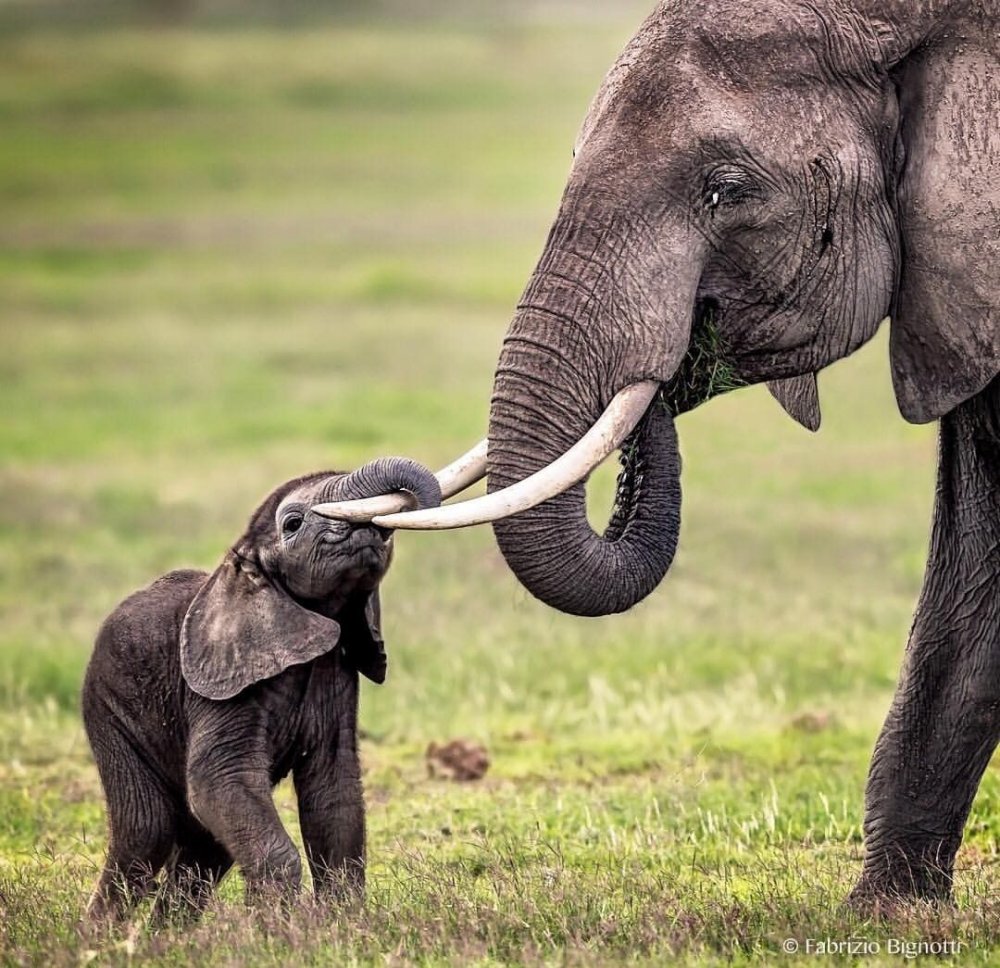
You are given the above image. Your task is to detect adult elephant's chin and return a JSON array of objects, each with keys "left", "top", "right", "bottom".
[{"left": 488, "top": 373, "right": 682, "bottom": 617}]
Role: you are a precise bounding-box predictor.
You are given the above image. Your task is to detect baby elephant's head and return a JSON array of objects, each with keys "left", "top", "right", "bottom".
[
  {"left": 265, "top": 459, "right": 442, "bottom": 614},
  {"left": 180, "top": 458, "right": 441, "bottom": 702}
]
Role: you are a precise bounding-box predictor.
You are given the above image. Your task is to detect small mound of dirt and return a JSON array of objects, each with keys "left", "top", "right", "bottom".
[{"left": 425, "top": 739, "right": 490, "bottom": 781}]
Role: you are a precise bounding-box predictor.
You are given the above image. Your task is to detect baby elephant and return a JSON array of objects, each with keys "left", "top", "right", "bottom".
[{"left": 83, "top": 458, "right": 440, "bottom": 925}]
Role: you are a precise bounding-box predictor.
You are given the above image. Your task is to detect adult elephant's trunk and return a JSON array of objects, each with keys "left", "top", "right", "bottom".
[
  {"left": 486, "top": 200, "right": 700, "bottom": 616},
  {"left": 490, "top": 353, "right": 680, "bottom": 616},
  {"left": 328, "top": 457, "right": 442, "bottom": 510}
]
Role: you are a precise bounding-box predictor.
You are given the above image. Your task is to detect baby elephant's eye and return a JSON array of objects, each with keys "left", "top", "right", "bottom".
[{"left": 282, "top": 515, "right": 303, "bottom": 535}]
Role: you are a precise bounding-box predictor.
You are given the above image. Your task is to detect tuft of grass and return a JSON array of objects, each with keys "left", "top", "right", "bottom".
[{"left": 662, "top": 303, "right": 748, "bottom": 415}]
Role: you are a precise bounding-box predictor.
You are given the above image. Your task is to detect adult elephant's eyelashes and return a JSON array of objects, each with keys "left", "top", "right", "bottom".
[{"left": 703, "top": 166, "right": 763, "bottom": 211}]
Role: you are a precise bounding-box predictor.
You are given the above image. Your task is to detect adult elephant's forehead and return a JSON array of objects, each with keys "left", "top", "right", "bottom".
[
  {"left": 575, "top": 3, "right": 885, "bottom": 169},
  {"left": 682, "top": 3, "right": 883, "bottom": 79},
  {"left": 576, "top": 81, "right": 878, "bottom": 190}
]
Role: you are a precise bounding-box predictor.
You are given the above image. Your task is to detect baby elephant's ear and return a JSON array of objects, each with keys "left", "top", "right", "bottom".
[
  {"left": 338, "top": 590, "right": 388, "bottom": 685},
  {"left": 181, "top": 552, "right": 341, "bottom": 701}
]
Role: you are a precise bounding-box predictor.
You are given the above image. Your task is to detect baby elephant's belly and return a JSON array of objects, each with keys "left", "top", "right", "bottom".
[{"left": 269, "top": 653, "right": 359, "bottom": 782}]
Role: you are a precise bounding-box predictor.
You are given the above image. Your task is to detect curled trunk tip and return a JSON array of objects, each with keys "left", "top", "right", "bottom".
[
  {"left": 332, "top": 457, "right": 443, "bottom": 510},
  {"left": 490, "top": 392, "right": 681, "bottom": 616}
]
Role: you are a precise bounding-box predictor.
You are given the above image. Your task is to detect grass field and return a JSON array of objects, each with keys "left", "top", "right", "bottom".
[{"left": 2, "top": 5, "right": 998, "bottom": 964}]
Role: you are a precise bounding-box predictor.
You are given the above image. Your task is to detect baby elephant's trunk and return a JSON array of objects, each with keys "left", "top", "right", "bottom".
[{"left": 329, "top": 457, "right": 442, "bottom": 510}]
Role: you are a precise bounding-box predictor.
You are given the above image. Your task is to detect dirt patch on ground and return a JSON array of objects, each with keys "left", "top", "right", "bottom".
[{"left": 426, "top": 739, "right": 490, "bottom": 781}]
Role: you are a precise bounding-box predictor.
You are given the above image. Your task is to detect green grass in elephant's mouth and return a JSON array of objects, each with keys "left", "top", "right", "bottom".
[{"left": 661, "top": 300, "right": 749, "bottom": 415}]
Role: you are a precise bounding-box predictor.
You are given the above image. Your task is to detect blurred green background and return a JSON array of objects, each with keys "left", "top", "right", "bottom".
[{"left": 1, "top": 2, "right": 993, "bottom": 964}]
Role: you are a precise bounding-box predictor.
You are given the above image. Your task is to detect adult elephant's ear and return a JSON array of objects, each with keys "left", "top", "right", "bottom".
[
  {"left": 890, "top": 36, "right": 1000, "bottom": 424},
  {"left": 337, "top": 591, "right": 387, "bottom": 685},
  {"left": 181, "top": 551, "right": 340, "bottom": 701}
]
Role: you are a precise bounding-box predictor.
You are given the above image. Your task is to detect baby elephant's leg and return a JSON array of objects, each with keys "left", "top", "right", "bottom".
[
  {"left": 151, "top": 824, "right": 232, "bottom": 925},
  {"left": 293, "top": 673, "right": 365, "bottom": 900},
  {"left": 86, "top": 740, "right": 177, "bottom": 926},
  {"left": 186, "top": 721, "right": 301, "bottom": 903}
]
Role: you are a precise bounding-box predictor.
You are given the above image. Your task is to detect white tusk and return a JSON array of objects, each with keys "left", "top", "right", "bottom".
[
  {"left": 310, "top": 490, "right": 418, "bottom": 523},
  {"left": 310, "top": 439, "right": 488, "bottom": 522},
  {"left": 371, "top": 381, "right": 659, "bottom": 531},
  {"left": 434, "top": 438, "right": 489, "bottom": 497}
]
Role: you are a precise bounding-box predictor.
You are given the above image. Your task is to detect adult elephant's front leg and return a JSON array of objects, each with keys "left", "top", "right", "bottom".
[{"left": 852, "top": 379, "right": 1000, "bottom": 904}]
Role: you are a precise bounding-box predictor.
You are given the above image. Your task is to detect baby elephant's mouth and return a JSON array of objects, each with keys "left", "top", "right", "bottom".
[
  {"left": 351, "top": 542, "right": 383, "bottom": 564},
  {"left": 347, "top": 527, "right": 387, "bottom": 552},
  {"left": 325, "top": 526, "right": 390, "bottom": 574}
]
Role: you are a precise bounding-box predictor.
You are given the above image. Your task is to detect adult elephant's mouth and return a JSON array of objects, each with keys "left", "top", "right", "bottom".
[{"left": 661, "top": 299, "right": 748, "bottom": 414}]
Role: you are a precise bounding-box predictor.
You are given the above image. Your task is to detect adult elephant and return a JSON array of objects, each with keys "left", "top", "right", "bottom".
[{"left": 315, "top": 0, "right": 1000, "bottom": 906}]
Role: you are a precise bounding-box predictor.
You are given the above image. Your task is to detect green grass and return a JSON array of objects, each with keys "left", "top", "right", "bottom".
[{"left": 1, "top": 5, "right": 996, "bottom": 965}]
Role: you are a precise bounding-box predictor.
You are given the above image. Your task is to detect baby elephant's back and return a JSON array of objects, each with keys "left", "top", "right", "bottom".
[{"left": 83, "top": 570, "right": 208, "bottom": 787}]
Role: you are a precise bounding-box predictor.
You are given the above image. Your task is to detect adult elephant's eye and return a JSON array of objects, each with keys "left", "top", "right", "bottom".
[
  {"left": 704, "top": 166, "right": 762, "bottom": 211},
  {"left": 282, "top": 515, "right": 303, "bottom": 535}
]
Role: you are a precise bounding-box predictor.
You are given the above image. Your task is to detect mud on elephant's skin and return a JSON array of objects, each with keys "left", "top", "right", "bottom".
[
  {"left": 355, "top": 0, "right": 999, "bottom": 909},
  {"left": 82, "top": 458, "right": 440, "bottom": 926}
]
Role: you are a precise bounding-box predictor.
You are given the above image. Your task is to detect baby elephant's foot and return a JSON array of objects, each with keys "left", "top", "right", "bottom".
[
  {"left": 150, "top": 852, "right": 231, "bottom": 927},
  {"left": 242, "top": 841, "right": 303, "bottom": 907},
  {"left": 84, "top": 858, "right": 161, "bottom": 931}
]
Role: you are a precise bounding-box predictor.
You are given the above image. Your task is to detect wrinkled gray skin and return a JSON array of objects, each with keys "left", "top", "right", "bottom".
[
  {"left": 83, "top": 459, "right": 441, "bottom": 925},
  {"left": 486, "top": 1, "right": 999, "bottom": 904}
]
